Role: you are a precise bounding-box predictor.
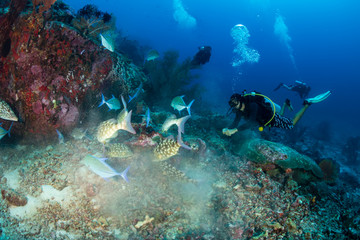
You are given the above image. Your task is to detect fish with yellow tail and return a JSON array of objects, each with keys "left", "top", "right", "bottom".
[{"left": 96, "top": 96, "right": 136, "bottom": 143}]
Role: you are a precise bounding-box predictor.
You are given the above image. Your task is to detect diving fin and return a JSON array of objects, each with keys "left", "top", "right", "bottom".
[{"left": 305, "top": 91, "right": 331, "bottom": 104}]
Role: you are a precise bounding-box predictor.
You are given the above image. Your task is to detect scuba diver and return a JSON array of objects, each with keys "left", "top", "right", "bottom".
[
  {"left": 222, "top": 90, "right": 331, "bottom": 136},
  {"left": 274, "top": 80, "right": 311, "bottom": 99},
  {"left": 190, "top": 46, "right": 212, "bottom": 68}
]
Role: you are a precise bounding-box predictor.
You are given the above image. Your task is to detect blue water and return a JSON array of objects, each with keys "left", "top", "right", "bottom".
[{"left": 65, "top": 0, "right": 360, "bottom": 137}]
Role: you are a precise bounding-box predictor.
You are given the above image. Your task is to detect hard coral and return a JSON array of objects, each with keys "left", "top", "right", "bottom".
[
  {"left": 236, "top": 138, "right": 324, "bottom": 180},
  {"left": 318, "top": 158, "right": 339, "bottom": 185},
  {"left": 0, "top": 4, "right": 131, "bottom": 142}
]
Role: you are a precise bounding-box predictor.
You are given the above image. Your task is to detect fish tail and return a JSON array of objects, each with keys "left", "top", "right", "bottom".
[
  {"left": 121, "top": 95, "right": 127, "bottom": 111},
  {"left": 177, "top": 127, "right": 191, "bottom": 150},
  {"left": 7, "top": 122, "right": 13, "bottom": 137},
  {"left": 120, "top": 166, "right": 130, "bottom": 182},
  {"left": 128, "top": 95, "right": 133, "bottom": 103},
  {"left": 121, "top": 110, "right": 136, "bottom": 134},
  {"left": 177, "top": 115, "right": 191, "bottom": 134},
  {"left": 98, "top": 93, "right": 106, "bottom": 107},
  {"left": 186, "top": 99, "right": 195, "bottom": 115}
]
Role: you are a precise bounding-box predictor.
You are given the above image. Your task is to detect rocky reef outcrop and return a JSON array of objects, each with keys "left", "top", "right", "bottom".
[{"left": 0, "top": 0, "right": 146, "bottom": 143}]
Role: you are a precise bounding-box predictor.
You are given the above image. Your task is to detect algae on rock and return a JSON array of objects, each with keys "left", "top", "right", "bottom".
[{"left": 234, "top": 138, "right": 323, "bottom": 178}]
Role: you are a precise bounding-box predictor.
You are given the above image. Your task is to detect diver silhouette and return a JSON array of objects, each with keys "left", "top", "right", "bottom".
[
  {"left": 222, "top": 90, "right": 331, "bottom": 136},
  {"left": 274, "top": 80, "right": 311, "bottom": 99},
  {"left": 190, "top": 46, "right": 212, "bottom": 68}
]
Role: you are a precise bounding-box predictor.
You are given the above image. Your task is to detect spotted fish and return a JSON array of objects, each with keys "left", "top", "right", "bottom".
[
  {"left": 0, "top": 100, "right": 18, "bottom": 121},
  {"left": 96, "top": 96, "right": 136, "bottom": 143},
  {"left": 153, "top": 128, "right": 191, "bottom": 162},
  {"left": 106, "top": 143, "right": 133, "bottom": 158}
]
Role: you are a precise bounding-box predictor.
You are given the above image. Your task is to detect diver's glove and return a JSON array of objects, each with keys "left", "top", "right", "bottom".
[
  {"left": 305, "top": 91, "right": 331, "bottom": 105},
  {"left": 222, "top": 128, "right": 238, "bottom": 136}
]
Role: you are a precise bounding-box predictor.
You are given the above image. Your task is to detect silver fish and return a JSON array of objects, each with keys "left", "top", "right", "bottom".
[
  {"left": 0, "top": 122, "right": 13, "bottom": 140},
  {"left": 145, "top": 49, "right": 159, "bottom": 61},
  {"left": 98, "top": 94, "right": 121, "bottom": 111},
  {"left": 161, "top": 114, "right": 190, "bottom": 133},
  {"left": 81, "top": 154, "right": 130, "bottom": 182},
  {"left": 100, "top": 33, "right": 114, "bottom": 52},
  {"left": 170, "top": 95, "right": 194, "bottom": 115}
]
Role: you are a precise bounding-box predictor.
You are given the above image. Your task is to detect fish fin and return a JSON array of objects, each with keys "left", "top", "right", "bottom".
[
  {"left": 91, "top": 155, "right": 108, "bottom": 162},
  {"left": 128, "top": 95, "right": 133, "bottom": 103},
  {"left": 177, "top": 127, "right": 191, "bottom": 150},
  {"left": 121, "top": 95, "right": 127, "bottom": 111},
  {"left": 98, "top": 93, "right": 106, "bottom": 107},
  {"left": 166, "top": 135, "right": 175, "bottom": 141},
  {"left": 120, "top": 166, "right": 130, "bottom": 182},
  {"left": 186, "top": 99, "right": 195, "bottom": 115},
  {"left": 177, "top": 115, "right": 191, "bottom": 134},
  {"left": 7, "top": 122, "right": 13, "bottom": 137},
  {"left": 122, "top": 110, "right": 136, "bottom": 134},
  {"left": 98, "top": 157, "right": 108, "bottom": 162}
]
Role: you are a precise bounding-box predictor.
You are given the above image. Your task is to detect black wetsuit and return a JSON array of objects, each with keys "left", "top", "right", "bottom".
[
  {"left": 230, "top": 95, "right": 293, "bottom": 130},
  {"left": 190, "top": 46, "right": 212, "bottom": 68},
  {"left": 292, "top": 84, "right": 311, "bottom": 99}
]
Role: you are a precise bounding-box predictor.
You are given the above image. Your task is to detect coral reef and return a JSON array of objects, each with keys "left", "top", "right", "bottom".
[
  {"left": 318, "top": 158, "right": 339, "bottom": 185},
  {"left": 0, "top": 1, "right": 147, "bottom": 142},
  {"left": 342, "top": 136, "right": 360, "bottom": 165},
  {"left": 233, "top": 137, "right": 324, "bottom": 182},
  {"left": 0, "top": 110, "right": 358, "bottom": 239},
  {"left": 71, "top": 4, "right": 115, "bottom": 39}
]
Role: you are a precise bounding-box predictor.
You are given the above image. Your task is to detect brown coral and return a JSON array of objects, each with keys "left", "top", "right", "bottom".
[{"left": 1, "top": 188, "right": 28, "bottom": 206}]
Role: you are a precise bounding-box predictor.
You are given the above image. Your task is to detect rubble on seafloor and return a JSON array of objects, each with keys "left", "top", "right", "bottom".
[{"left": 0, "top": 113, "right": 359, "bottom": 239}]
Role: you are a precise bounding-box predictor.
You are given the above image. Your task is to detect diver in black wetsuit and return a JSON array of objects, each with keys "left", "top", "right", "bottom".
[
  {"left": 274, "top": 80, "right": 311, "bottom": 99},
  {"left": 190, "top": 46, "right": 212, "bottom": 68},
  {"left": 222, "top": 90, "right": 331, "bottom": 136}
]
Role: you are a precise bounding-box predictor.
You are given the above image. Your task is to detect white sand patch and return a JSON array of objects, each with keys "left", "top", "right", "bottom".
[
  {"left": 10, "top": 196, "right": 42, "bottom": 219},
  {"left": 10, "top": 185, "right": 75, "bottom": 220},
  {"left": 40, "top": 185, "right": 74, "bottom": 206},
  {"left": 3, "top": 169, "right": 21, "bottom": 190}
]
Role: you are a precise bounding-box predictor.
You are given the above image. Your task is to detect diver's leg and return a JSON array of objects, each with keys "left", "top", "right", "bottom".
[
  {"left": 269, "top": 113, "right": 293, "bottom": 129},
  {"left": 293, "top": 103, "right": 310, "bottom": 126},
  {"left": 280, "top": 103, "right": 286, "bottom": 116},
  {"left": 280, "top": 99, "right": 293, "bottom": 116},
  {"left": 282, "top": 84, "right": 292, "bottom": 90},
  {"left": 292, "top": 91, "right": 331, "bottom": 126}
]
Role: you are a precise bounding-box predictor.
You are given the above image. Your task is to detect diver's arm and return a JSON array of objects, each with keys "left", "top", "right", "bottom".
[
  {"left": 229, "top": 111, "right": 242, "bottom": 129},
  {"left": 222, "top": 111, "right": 241, "bottom": 136},
  {"left": 237, "top": 103, "right": 259, "bottom": 131}
]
